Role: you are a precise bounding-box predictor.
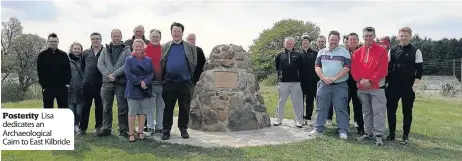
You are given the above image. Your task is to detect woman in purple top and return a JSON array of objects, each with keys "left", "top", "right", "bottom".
[{"left": 124, "top": 39, "right": 154, "bottom": 142}]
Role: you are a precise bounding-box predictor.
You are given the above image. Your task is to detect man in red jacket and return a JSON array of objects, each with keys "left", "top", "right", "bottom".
[
  {"left": 351, "top": 27, "right": 388, "bottom": 146},
  {"left": 143, "top": 29, "right": 165, "bottom": 135}
]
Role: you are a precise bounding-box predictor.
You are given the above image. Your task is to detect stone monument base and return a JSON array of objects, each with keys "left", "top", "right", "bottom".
[{"left": 145, "top": 117, "right": 315, "bottom": 148}]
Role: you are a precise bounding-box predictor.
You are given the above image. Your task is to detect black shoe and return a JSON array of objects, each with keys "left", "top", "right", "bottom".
[
  {"left": 96, "top": 129, "right": 111, "bottom": 137},
  {"left": 357, "top": 129, "right": 365, "bottom": 136},
  {"left": 180, "top": 129, "right": 190, "bottom": 139},
  {"left": 119, "top": 130, "right": 129, "bottom": 138},
  {"left": 161, "top": 132, "right": 170, "bottom": 140},
  {"left": 386, "top": 133, "right": 395, "bottom": 141},
  {"left": 80, "top": 130, "right": 87, "bottom": 135},
  {"left": 401, "top": 135, "right": 409, "bottom": 145}
]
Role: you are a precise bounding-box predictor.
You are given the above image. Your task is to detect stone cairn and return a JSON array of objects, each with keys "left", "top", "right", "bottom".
[{"left": 189, "top": 44, "right": 271, "bottom": 132}]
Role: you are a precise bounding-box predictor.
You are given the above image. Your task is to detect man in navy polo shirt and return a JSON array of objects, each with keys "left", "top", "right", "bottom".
[{"left": 160, "top": 22, "right": 197, "bottom": 140}]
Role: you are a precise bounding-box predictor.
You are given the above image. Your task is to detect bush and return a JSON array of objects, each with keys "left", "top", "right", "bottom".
[
  {"left": 261, "top": 73, "right": 278, "bottom": 86},
  {"left": 1, "top": 82, "right": 27, "bottom": 102},
  {"left": 1, "top": 82, "right": 42, "bottom": 103}
]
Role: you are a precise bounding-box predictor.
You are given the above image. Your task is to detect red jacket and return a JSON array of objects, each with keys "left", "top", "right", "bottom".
[
  {"left": 145, "top": 43, "right": 162, "bottom": 82},
  {"left": 351, "top": 42, "right": 388, "bottom": 90}
]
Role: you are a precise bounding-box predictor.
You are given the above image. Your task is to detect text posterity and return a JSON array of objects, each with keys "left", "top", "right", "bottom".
[{"left": 0, "top": 109, "right": 74, "bottom": 150}]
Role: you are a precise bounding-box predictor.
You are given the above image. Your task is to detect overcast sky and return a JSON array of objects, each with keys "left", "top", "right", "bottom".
[{"left": 2, "top": 0, "right": 462, "bottom": 57}]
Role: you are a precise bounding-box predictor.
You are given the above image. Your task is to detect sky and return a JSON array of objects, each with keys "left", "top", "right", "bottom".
[{"left": 2, "top": 0, "right": 462, "bottom": 57}]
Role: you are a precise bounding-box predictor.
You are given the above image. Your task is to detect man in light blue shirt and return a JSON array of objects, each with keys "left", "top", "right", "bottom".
[{"left": 309, "top": 30, "right": 351, "bottom": 140}]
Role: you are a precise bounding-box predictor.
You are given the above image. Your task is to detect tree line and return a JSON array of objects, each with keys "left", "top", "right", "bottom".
[{"left": 249, "top": 19, "right": 462, "bottom": 83}]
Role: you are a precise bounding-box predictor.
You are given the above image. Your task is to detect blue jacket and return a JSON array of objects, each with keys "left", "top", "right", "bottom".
[{"left": 124, "top": 56, "right": 155, "bottom": 99}]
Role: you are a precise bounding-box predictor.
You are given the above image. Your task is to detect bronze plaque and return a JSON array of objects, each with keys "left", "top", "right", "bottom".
[{"left": 214, "top": 71, "right": 237, "bottom": 88}]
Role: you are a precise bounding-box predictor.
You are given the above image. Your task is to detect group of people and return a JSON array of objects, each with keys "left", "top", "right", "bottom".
[
  {"left": 36, "top": 22, "right": 206, "bottom": 142},
  {"left": 36, "top": 22, "right": 422, "bottom": 145},
  {"left": 275, "top": 26, "right": 423, "bottom": 146}
]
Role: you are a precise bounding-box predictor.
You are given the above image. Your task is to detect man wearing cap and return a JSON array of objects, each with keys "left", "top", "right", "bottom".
[{"left": 297, "top": 33, "right": 319, "bottom": 126}]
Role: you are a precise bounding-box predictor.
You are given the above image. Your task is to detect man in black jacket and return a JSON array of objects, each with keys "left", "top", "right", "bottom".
[
  {"left": 386, "top": 27, "right": 423, "bottom": 145},
  {"left": 37, "top": 33, "right": 71, "bottom": 109},
  {"left": 297, "top": 34, "right": 318, "bottom": 126},
  {"left": 80, "top": 32, "right": 104, "bottom": 135},
  {"left": 186, "top": 33, "right": 206, "bottom": 85},
  {"left": 274, "top": 37, "right": 304, "bottom": 128}
]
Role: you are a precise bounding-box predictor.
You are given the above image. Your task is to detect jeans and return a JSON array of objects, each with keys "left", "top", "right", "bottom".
[
  {"left": 69, "top": 103, "right": 83, "bottom": 126},
  {"left": 314, "top": 81, "right": 349, "bottom": 134}
]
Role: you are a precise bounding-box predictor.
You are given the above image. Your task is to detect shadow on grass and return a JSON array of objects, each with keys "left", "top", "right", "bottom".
[{"left": 319, "top": 128, "right": 462, "bottom": 160}]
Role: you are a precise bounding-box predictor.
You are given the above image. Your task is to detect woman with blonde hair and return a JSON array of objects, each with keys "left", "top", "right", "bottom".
[
  {"left": 124, "top": 39, "right": 155, "bottom": 142},
  {"left": 68, "top": 42, "right": 85, "bottom": 135}
]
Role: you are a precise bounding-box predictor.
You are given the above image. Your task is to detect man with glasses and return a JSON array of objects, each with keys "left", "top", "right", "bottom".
[
  {"left": 351, "top": 27, "right": 388, "bottom": 145},
  {"left": 37, "top": 33, "right": 71, "bottom": 109}
]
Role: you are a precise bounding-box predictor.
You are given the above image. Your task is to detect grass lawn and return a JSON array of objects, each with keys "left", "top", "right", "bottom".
[{"left": 2, "top": 86, "right": 462, "bottom": 161}]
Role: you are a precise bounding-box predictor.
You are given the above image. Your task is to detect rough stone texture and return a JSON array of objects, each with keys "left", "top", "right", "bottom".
[
  {"left": 147, "top": 117, "right": 315, "bottom": 148},
  {"left": 190, "top": 44, "right": 271, "bottom": 132}
]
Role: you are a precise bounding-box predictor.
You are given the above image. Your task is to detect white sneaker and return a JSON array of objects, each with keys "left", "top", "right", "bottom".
[
  {"left": 295, "top": 120, "right": 303, "bottom": 128},
  {"left": 354, "top": 122, "right": 359, "bottom": 127},
  {"left": 308, "top": 129, "right": 323, "bottom": 136},
  {"left": 339, "top": 133, "right": 348, "bottom": 140},
  {"left": 273, "top": 119, "right": 282, "bottom": 126},
  {"left": 326, "top": 120, "right": 333, "bottom": 126}
]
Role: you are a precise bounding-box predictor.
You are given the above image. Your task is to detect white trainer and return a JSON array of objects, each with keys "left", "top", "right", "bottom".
[
  {"left": 339, "top": 133, "right": 348, "bottom": 140},
  {"left": 295, "top": 120, "right": 303, "bottom": 128},
  {"left": 308, "top": 129, "right": 323, "bottom": 136}
]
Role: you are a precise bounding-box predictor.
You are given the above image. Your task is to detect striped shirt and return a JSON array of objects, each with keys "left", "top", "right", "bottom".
[{"left": 315, "top": 46, "right": 351, "bottom": 83}]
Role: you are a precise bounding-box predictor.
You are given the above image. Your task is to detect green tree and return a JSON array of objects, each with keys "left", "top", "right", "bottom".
[
  {"left": 1, "top": 17, "right": 23, "bottom": 82},
  {"left": 9, "top": 33, "right": 47, "bottom": 93},
  {"left": 249, "top": 19, "right": 321, "bottom": 81}
]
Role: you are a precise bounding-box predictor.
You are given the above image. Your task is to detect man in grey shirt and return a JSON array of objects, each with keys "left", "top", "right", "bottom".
[{"left": 97, "top": 29, "right": 132, "bottom": 137}]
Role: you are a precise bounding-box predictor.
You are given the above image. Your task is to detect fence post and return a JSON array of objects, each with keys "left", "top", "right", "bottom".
[{"left": 453, "top": 59, "right": 456, "bottom": 76}]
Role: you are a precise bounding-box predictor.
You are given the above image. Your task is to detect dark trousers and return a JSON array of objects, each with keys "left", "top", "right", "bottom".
[
  {"left": 301, "top": 81, "right": 317, "bottom": 120},
  {"left": 80, "top": 84, "right": 103, "bottom": 131},
  {"left": 349, "top": 86, "right": 364, "bottom": 131},
  {"left": 101, "top": 83, "right": 129, "bottom": 132},
  {"left": 162, "top": 81, "right": 193, "bottom": 132},
  {"left": 42, "top": 86, "right": 68, "bottom": 109},
  {"left": 386, "top": 85, "right": 415, "bottom": 136}
]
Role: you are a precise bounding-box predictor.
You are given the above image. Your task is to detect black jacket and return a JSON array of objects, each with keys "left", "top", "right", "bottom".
[
  {"left": 297, "top": 47, "right": 318, "bottom": 83},
  {"left": 82, "top": 46, "right": 103, "bottom": 86},
  {"left": 193, "top": 46, "right": 206, "bottom": 84},
  {"left": 388, "top": 44, "right": 423, "bottom": 87},
  {"left": 275, "top": 49, "right": 303, "bottom": 82},
  {"left": 37, "top": 48, "right": 71, "bottom": 89}
]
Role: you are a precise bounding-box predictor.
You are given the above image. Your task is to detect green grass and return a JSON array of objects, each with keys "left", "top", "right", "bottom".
[{"left": 2, "top": 86, "right": 462, "bottom": 161}]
